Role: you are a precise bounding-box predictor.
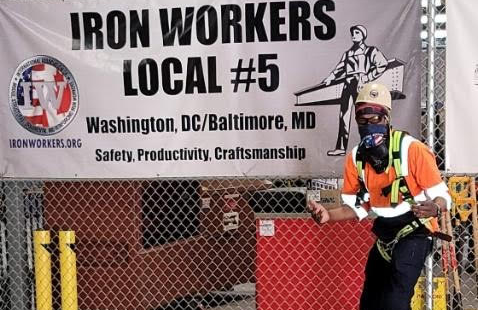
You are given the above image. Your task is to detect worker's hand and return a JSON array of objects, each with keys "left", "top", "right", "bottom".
[
  {"left": 307, "top": 200, "right": 330, "bottom": 224},
  {"left": 323, "top": 74, "right": 334, "bottom": 86},
  {"left": 411, "top": 200, "right": 439, "bottom": 218},
  {"left": 357, "top": 74, "right": 368, "bottom": 92},
  {"left": 359, "top": 73, "right": 369, "bottom": 85}
]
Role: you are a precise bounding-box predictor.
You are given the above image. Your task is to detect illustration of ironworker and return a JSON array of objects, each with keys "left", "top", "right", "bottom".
[{"left": 323, "top": 25, "right": 388, "bottom": 156}]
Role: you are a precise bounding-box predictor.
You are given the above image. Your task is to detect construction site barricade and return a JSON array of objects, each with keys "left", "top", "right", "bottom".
[{"left": 251, "top": 187, "right": 375, "bottom": 310}]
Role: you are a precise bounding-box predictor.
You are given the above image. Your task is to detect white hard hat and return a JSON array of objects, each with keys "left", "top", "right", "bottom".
[
  {"left": 355, "top": 83, "right": 392, "bottom": 110},
  {"left": 350, "top": 25, "right": 367, "bottom": 40}
]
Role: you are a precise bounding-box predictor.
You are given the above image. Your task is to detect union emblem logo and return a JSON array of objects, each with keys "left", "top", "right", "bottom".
[{"left": 9, "top": 55, "right": 79, "bottom": 135}]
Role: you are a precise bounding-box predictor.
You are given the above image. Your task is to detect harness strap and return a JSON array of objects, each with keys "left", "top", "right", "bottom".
[
  {"left": 376, "top": 218, "right": 430, "bottom": 263},
  {"left": 381, "top": 177, "right": 415, "bottom": 203},
  {"left": 390, "top": 131, "right": 408, "bottom": 205},
  {"left": 356, "top": 130, "right": 412, "bottom": 207},
  {"left": 355, "top": 151, "right": 369, "bottom": 206}
]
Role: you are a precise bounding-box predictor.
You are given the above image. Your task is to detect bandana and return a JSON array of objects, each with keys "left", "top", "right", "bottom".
[
  {"left": 355, "top": 103, "right": 389, "bottom": 118},
  {"left": 358, "top": 124, "right": 389, "bottom": 148},
  {"left": 358, "top": 124, "right": 390, "bottom": 173}
]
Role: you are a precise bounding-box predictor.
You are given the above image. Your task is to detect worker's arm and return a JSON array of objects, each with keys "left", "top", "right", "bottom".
[
  {"left": 408, "top": 141, "right": 452, "bottom": 218},
  {"left": 323, "top": 52, "right": 347, "bottom": 85},
  {"left": 365, "top": 47, "right": 388, "bottom": 81},
  {"left": 308, "top": 153, "right": 367, "bottom": 223},
  {"left": 411, "top": 196, "right": 448, "bottom": 218},
  {"left": 307, "top": 200, "right": 358, "bottom": 223}
]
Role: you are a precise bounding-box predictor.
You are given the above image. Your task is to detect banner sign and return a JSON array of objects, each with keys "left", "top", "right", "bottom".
[
  {"left": 446, "top": 0, "right": 478, "bottom": 173},
  {"left": 0, "top": 0, "right": 421, "bottom": 178}
]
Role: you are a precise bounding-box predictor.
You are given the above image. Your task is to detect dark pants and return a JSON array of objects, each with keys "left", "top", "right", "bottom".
[
  {"left": 334, "top": 79, "right": 358, "bottom": 151},
  {"left": 359, "top": 235, "right": 433, "bottom": 310}
]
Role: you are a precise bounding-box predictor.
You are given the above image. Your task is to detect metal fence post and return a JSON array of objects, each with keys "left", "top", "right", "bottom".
[
  {"left": 5, "top": 181, "right": 31, "bottom": 310},
  {"left": 425, "top": 0, "right": 437, "bottom": 309}
]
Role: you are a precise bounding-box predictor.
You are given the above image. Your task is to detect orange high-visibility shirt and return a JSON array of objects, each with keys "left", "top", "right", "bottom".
[{"left": 342, "top": 140, "right": 443, "bottom": 208}]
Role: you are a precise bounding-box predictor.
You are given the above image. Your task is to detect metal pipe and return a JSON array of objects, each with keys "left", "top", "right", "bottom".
[
  {"left": 425, "top": 0, "right": 436, "bottom": 309},
  {"left": 426, "top": 0, "right": 436, "bottom": 148},
  {"left": 59, "top": 231, "right": 78, "bottom": 310},
  {"left": 33, "top": 231, "right": 53, "bottom": 310}
]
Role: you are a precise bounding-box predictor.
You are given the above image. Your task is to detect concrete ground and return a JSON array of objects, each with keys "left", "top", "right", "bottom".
[
  {"left": 207, "top": 283, "right": 255, "bottom": 310},
  {"left": 209, "top": 298, "right": 254, "bottom": 310},
  {"left": 206, "top": 279, "right": 478, "bottom": 310},
  {"left": 461, "top": 272, "right": 478, "bottom": 310}
]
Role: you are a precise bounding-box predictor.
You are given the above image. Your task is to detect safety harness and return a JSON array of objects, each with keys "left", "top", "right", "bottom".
[
  {"left": 355, "top": 130, "right": 414, "bottom": 206},
  {"left": 355, "top": 130, "right": 436, "bottom": 263},
  {"left": 376, "top": 220, "right": 425, "bottom": 263}
]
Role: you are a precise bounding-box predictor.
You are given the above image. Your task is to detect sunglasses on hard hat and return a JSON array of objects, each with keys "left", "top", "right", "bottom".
[{"left": 355, "top": 114, "right": 386, "bottom": 125}]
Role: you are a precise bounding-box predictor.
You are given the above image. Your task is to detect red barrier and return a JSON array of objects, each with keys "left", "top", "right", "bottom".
[{"left": 256, "top": 218, "right": 374, "bottom": 310}]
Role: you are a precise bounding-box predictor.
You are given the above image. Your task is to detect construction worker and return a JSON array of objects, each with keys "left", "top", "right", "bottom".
[
  {"left": 323, "top": 25, "right": 389, "bottom": 156},
  {"left": 308, "top": 83, "right": 451, "bottom": 310}
]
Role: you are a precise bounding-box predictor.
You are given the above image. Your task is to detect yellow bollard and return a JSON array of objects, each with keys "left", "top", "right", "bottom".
[
  {"left": 59, "top": 231, "right": 78, "bottom": 310},
  {"left": 33, "top": 230, "right": 53, "bottom": 310},
  {"left": 411, "top": 277, "right": 447, "bottom": 310}
]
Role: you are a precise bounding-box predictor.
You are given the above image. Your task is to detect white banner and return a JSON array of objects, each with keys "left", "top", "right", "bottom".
[
  {"left": 0, "top": 0, "right": 421, "bottom": 178},
  {"left": 446, "top": 0, "right": 478, "bottom": 173}
]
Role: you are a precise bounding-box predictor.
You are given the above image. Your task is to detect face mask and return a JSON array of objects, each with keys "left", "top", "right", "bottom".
[
  {"left": 358, "top": 124, "right": 388, "bottom": 146},
  {"left": 358, "top": 124, "right": 390, "bottom": 173}
]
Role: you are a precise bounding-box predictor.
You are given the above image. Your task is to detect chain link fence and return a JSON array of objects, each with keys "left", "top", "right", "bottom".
[
  {"left": 2, "top": 176, "right": 476, "bottom": 310},
  {"left": 2, "top": 1, "right": 477, "bottom": 310}
]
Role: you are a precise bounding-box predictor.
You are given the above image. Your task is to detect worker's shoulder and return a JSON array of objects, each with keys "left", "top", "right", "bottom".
[
  {"left": 400, "top": 133, "right": 434, "bottom": 156},
  {"left": 343, "top": 150, "right": 356, "bottom": 167},
  {"left": 390, "top": 130, "right": 434, "bottom": 156},
  {"left": 364, "top": 45, "right": 380, "bottom": 52},
  {"left": 346, "top": 144, "right": 360, "bottom": 157},
  {"left": 408, "top": 139, "right": 427, "bottom": 148}
]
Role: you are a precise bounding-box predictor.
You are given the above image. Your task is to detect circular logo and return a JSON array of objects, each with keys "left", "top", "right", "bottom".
[
  {"left": 369, "top": 90, "right": 379, "bottom": 98},
  {"left": 9, "top": 56, "right": 79, "bottom": 136}
]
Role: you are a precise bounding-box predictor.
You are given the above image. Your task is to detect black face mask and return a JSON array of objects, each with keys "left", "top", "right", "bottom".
[{"left": 358, "top": 124, "right": 390, "bottom": 173}]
